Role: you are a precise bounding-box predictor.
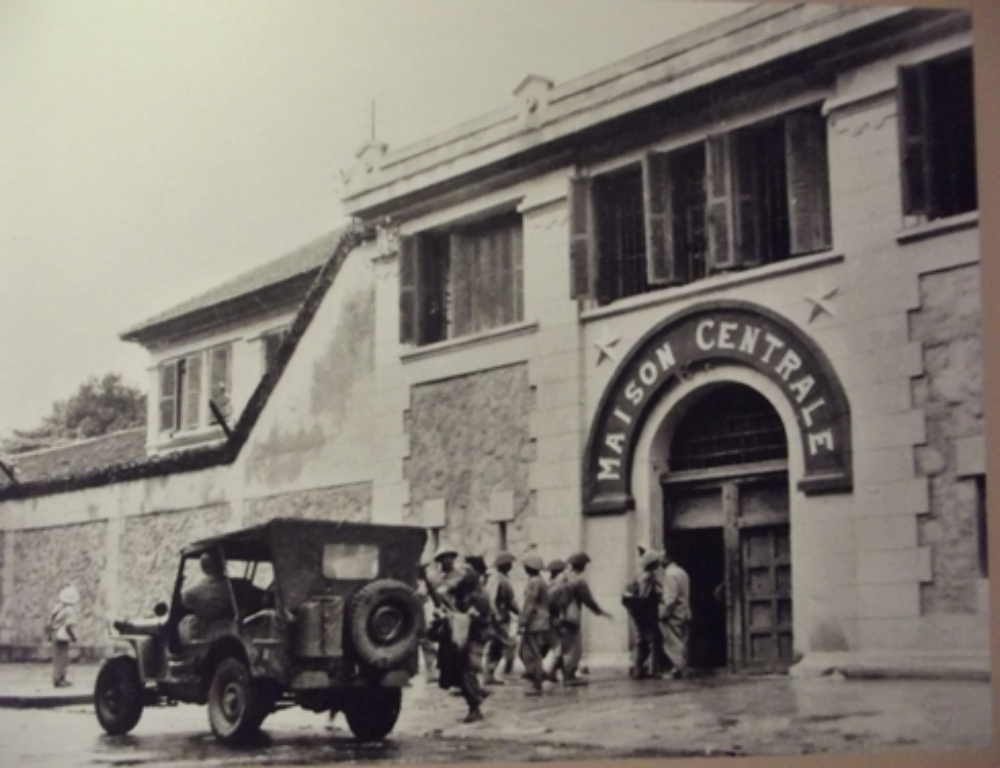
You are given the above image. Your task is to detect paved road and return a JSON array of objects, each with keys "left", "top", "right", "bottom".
[{"left": 0, "top": 674, "right": 993, "bottom": 767}]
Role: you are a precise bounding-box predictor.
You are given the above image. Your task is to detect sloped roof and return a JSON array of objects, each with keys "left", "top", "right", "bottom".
[
  {"left": 120, "top": 229, "right": 344, "bottom": 343},
  {"left": 0, "top": 428, "right": 147, "bottom": 489}
]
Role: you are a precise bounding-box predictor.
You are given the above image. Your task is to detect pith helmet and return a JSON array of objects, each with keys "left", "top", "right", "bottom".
[
  {"left": 567, "top": 552, "right": 591, "bottom": 567},
  {"left": 59, "top": 585, "right": 80, "bottom": 605},
  {"left": 640, "top": 551, "right": 661, "bottom": 570},
  {"left": 493, "top": 551, "right": 516, "bottom": 567},
  {"left": 433, "top": 545, "right": 459, "bottom": 561},
  {"left": 523, "top": 554, "right": 545, "bottom": 571},
  {"left": 547, "top": 559, "right": 567, "bottom": 573}
]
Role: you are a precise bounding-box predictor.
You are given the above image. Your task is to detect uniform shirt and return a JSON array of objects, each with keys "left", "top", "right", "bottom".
[
  {"left": 518, "top": 574, "right": 551, "bottom": 633},
  {"left": 660, "top": 561, "right": 691, "bottom": 622},
  {"left": 485, "top": 569, "right": 519, "bottom": 625},
  {"left": 182, "top": 575, "right": 233, "bottom": 623},
  {"left": 561, "top": 570, "right": 605, "bottom": 626}
]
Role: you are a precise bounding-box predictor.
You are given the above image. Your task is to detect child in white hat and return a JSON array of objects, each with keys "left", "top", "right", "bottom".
[{"left": 49, "top": 585, "right": 79, "bottom": 687}]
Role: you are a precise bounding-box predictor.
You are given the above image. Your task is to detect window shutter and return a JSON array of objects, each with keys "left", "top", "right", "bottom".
[
  {"left": 898, "top": 64, "right": 930, "bottom": 217},
  {"left": 642, "top": 152, "right": 679, "bottom": 285},
  {"left": 159, "top": 363, "right": 177, "bottom": 433},
  {"left": 421, "top": 235, "right": 449, "bottom": 344},
  {"left": 731, "top": 130, "right": 763, "bottom": 269},
  {"left": 399, "top": 234, "right": 419, "bottom": 344},
  {"left": 785, "top": 109, "right": 832, "bottom": 255},
  {"left": 705, "top": 134, "right": 737, "bottom": 271},
  {"left": 450, "top": 232, "right": 472, "bottom": 337},
  {"left": 568, "top": 176, "right": 594, "bottom": 299},
  {"left": 183, "top": 354, "right": 202, "bottom": 430}
]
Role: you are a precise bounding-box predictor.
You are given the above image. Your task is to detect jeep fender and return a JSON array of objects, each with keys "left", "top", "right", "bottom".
[{"left": 108, "top": 636, "right": 165, "bottom": 682}]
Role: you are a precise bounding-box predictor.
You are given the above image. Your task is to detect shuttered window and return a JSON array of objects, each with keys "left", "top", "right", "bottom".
[
  {"left": 898, "top": 51, "right": 977, "bottom": 221},
  {"left": 571, "top": 105, "right": 831, "bottom": 306},
  {"left": 158, "top": 351, "right": 214, "bottom": 433},
  {"left": 399, "top": 212, "right": 523, "bottom": 346},
  {"left": 159, "top": 363, "right": 178, "bottom": 433},
  {"left": 209, "top": 345, "right": 232, "bottom": 423}
]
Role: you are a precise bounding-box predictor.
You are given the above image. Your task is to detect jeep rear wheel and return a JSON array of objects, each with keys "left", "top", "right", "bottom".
[
  {"left": 95, "top": 656, "right": 144, "bottom": 736},
  {"left": 343, "top": 687, "right": 402, "bottom": 741},
  {"left": 207, "top": 657, "right": 267, "bottom": 744},
  {"left": 347, "top": 579, "right": 422, "bottom": 670}
]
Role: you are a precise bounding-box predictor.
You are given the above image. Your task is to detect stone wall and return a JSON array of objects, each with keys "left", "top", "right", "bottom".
[
  {"left": 4, "top": 521, "right": 108, "bottom": 646},
  {"left": 406, "top": 364, "right": 536, "bottom": 558},
  {"left": 910, "top": 264, "right": 983, "bottom": 614},
  {"left": 244, "top": 482, "right": 372, "bottom": 526},
  {"left": 120, "top": 504, "right": 234, "bottom": 619}
]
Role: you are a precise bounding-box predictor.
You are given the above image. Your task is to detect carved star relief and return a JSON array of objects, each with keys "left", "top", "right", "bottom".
[
  {"left": 804, "top": 285, "right": 840, "bottom": 323},
  {"left": 594, "top": 328, "right": 621, "bottom": 366}
]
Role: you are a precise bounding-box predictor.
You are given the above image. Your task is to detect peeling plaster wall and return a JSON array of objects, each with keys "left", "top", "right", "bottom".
[
  {"left": 120, "top": 504, "right": 234, "bottom": 618},
  {"left": 241, "top": 248, "right": 378, "bottom": 497},
  {"left": 244, "top": 482, "right": 372, "bottom": 527},
  {"left": 406, "top": 364, "right": 536, "bottom": 558},
  {"left": 911, "top": 264, "right": 984, "bottom": 615}
]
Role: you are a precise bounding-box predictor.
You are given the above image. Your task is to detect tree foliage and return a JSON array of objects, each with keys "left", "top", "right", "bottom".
[{"left": 2, "top": 373, "right": 146, "bottom": 454}]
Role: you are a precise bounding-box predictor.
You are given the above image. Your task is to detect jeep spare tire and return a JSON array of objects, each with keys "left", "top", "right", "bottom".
[{"left": 347, "top": 579, "right": 422, "bottom": 669}]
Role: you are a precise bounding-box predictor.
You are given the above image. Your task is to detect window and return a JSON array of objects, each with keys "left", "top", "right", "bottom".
[
  {"left": 158, "top": 345, "right": 232, "bottom": 434},
  {"left": 399, "top": 211, "right": 524, "bottom": 346},
  {"left": 570, "top": 107, "right": 831, "bottom": 305},
  {"left": 209, "top": 345, "right": 232, "bottom": 424},
  {"left": 899, "top": 51, "right": 977, "bottom": 222},
  {"left": 262, "top": 327, "right": 289, "bottom": 372}
]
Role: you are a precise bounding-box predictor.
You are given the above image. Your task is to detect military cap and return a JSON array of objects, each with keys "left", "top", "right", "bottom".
[
  {"left": 547, "top": 559, "right": 567, "bottom": 573},
  {"left": 523, "top": 553, "right": 545, "bottom": 571},
  {"left": 493, "top": 551, "right": 516, "bottom": 567},
  {"left": 433, "top": 545, "right": 459, "bottom": 561},
  {"left": 567, "top": 552, "right": 591, "bottom": 567}
]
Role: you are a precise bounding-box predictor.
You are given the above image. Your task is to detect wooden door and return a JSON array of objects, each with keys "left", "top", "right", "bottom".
[{"left": 736, "top": 480, "right": 792, "bottom": 672}]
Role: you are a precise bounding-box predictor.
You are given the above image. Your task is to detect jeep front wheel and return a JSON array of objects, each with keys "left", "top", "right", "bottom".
[
  {"left": 207, "top": 657, "right": 267, "bottom": 744},
  {"left": 343, "top": 687, "right": 402, "bottom": 741},
  {"left": 347, "top": 579, "right": 422, "bottom": 670},
  {"left": 95, "top": 656, "right": 144, "bottom": 736}
]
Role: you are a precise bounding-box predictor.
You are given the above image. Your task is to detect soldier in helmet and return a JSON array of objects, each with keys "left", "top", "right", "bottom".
[
  {"left": 517, "top": 553, "right": 551, "bottom": 696},
  {"left": 623, "top": 549, "right": 665, "bottom": 679},
  {"left": 542, "top": 558, "right": 568, "bottom": 682},
  {"left": 483, "top": 551, "right": 519, "bottom": 685},
  {"left": 558, "top": 552, "right": 614, "bottom": 686},
  {"left": 427, "top": 546, "right": 492, "bottom": 723}
]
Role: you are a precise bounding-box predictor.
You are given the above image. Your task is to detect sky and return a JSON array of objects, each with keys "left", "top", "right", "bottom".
[{"left": 0, "top": 0, "right": 749, "bottom": 437}]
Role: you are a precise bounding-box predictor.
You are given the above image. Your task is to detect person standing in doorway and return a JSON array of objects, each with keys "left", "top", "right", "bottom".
[
  {"left": 483, "top": 552, "right": 519, "bottom": 685},
  {"left": 49, "top": 585, "right": 79, "bottom": 688},
  {"left": 659, "top": 549, "right": 692, "bottom": 679},
  {"left": 623, "top": 551, "right": 664, "bottom": 679},
  {"left": 517, "top": 554, "right": 550, "bottom": 696},
  {"left": 560, "top": 552, "right": 613, "bottom": 686}
]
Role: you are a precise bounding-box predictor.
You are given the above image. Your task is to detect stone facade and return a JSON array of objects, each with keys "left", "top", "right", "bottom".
[
  {"left": 911, "top": 264, "right": 984, "bottom": 615},
  {"left": 244, "top": 482, "right": 372, "bottom": 526},
  {"left": 406, "top": 364, "right": 536, "bottom": 557},
  {"left": 4, "top": 521, "right": 108, "bottom": 646},
  {"left": 119, "top": 504, "right": 234, "bottom": 618}
]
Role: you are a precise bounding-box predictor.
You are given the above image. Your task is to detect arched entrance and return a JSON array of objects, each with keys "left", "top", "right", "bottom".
[{"left": 661, "top": 383, "right": 792, "bottom": 673}]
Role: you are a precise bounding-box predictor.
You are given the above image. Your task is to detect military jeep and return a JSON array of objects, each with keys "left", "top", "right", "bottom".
[{"left": 94, "top": 518, "right": 426, "bottom": 744}]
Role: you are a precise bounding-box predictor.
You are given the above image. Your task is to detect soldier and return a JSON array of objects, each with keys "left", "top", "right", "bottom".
[
  {"left": 559, "top": 552, "right": 614, "bottom": 686},
  {"left": 659, "top": 549, "right": 691, "bottom": 679},
  {"left": 542, "top": 559, "right": 568, "bottom": 682},
  {"left": 517, "top": 553, "right": 550, "bottom": 696},
  {"left": 484, "top": 551, "right": 519, "bottom": 685},
  {"left": 424, "top": 546, "right": 492, "bottom": 722},
  {"left": 623, "top": 550, "right": 664, "bottom": 679}
]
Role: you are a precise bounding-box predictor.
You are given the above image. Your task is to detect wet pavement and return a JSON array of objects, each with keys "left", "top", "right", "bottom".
[{"left": 0, "top": 662, "right": 993, "bottom": 766}]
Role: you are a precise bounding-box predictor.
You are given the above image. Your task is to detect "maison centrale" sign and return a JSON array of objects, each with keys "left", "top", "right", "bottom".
[{"left": 583, "top": 301, "right": 852, "bottom": 515}]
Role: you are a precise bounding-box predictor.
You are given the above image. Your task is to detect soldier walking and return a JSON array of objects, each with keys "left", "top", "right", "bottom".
[
  {"left": 425, "top": 546, "right": 492, "bottom": 723},
  {"left": 484, "top": 551, "right": 519, "bottom": 685},
  {"left": 542, "top": 559, "right": 568, "bottom": 682},
  {"left": 658, "top": 549, "right": 691, "bottom": 679},
  {"left": 517, "top": 553, "right": 550, "bottom": 696},
  {"left": 559, "top": 552, "right": 614, "bottom": 686}
]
